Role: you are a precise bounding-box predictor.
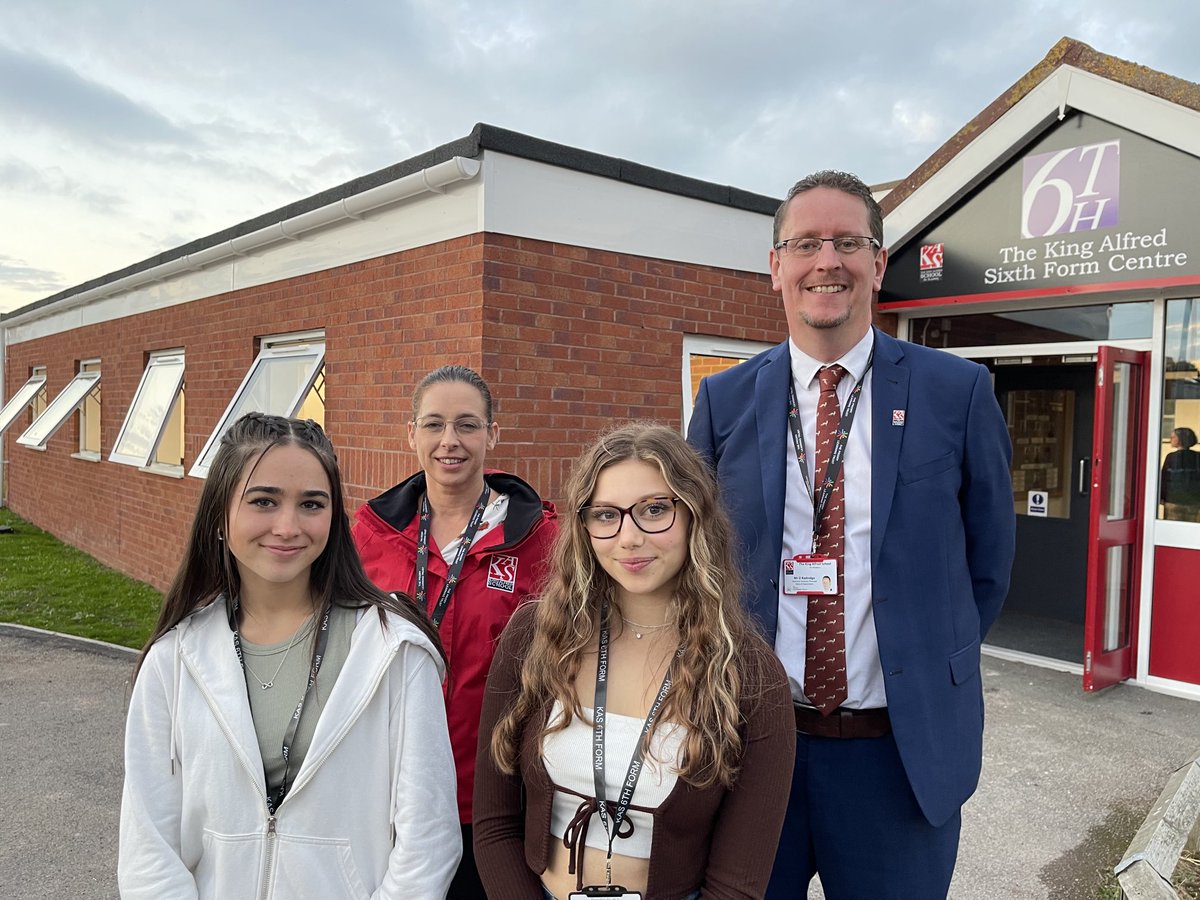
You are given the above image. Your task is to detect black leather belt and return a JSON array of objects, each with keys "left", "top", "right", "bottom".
[{"left": 793, "top": 702, "right": 891, "bottom": 739}]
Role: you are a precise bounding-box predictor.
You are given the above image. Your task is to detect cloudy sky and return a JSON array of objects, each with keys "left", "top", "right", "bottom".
[{"left": 1, "top": 0, "right": 1197, "bottom": 314}]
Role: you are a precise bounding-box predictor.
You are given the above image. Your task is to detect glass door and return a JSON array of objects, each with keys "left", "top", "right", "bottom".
[{"left": 1083, "top": 346, "right": 1148, "bottom": 691}]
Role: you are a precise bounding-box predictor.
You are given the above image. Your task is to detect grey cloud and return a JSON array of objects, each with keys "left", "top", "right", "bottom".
[
  {"left": 1, "top": 0, "right": 1198, "bottom": 312},
  {"left": 0, "top": 44, "right": 194, "bottom": 149},
  {"left": 0, "top": 255, "right": 68, "bottom": 295},
  {"left": 0, "top": 157, "right": 125, "bottom": 215}
]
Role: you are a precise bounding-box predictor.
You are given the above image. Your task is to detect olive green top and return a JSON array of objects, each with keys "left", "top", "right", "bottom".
[{"left": 241, "top": 603, "right": 357, "bottom": 794}]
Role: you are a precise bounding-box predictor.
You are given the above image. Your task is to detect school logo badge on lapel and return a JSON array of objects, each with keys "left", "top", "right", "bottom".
[
  {"left": 892, "top": 410, "right": 906, "bottom": 426},
  {"left": 487, "top": 555, "right": 518, "bottom": 592}
]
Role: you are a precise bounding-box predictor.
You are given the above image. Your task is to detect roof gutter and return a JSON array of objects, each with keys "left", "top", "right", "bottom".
[{"left": 0, "top": 155, "right": 481, "bottom": 330}]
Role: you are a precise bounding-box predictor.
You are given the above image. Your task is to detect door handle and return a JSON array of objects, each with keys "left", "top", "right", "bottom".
[{"left": 1077, "top": 457, "right": 1091, "bottom": 495}]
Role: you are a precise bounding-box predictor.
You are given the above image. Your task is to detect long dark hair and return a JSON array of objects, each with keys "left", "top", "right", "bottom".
[{"left": 135, "top": 413, "right": 443, "bottom": 679}]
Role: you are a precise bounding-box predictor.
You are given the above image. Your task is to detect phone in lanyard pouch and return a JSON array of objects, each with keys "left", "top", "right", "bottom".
[{"left": 569, "top": 887, "right": 643, "bottom": 899}]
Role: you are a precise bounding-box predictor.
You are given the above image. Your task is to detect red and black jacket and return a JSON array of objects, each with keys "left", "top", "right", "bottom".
[{"left": 352, "top": 469, "right": 557, "bottom": 822}]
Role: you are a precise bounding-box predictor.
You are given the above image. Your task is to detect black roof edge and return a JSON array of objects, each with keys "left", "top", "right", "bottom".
[{"left": 3, "top": 123, "right": 779, "bottom": 322}]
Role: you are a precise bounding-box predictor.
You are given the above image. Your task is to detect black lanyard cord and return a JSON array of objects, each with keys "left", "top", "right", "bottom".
[
  {"left": 415, "top": 483, "right": 491, "bottom": 627},
  {"left": 590, "top": 599, "right": 677, "bottom": 888},
  {"left": 229, "top": 597, "right": 331, "bottom": 814},
  {"left": 787, "top": 350, "right": 873, "bottom": 553}
]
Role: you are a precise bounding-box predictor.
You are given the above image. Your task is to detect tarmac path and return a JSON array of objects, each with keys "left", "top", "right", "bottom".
[{"left": 2, "top": 625, "right": 1199, "bottom": 899}]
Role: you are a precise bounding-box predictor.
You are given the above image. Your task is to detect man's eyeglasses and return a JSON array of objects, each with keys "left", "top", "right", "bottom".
[
  {"left": 774, "top": 236, "right": 881, "bottom": 257},
  {"left": 413, "top": 416, "right": 489, "bottom": 436},
  {"left": 578, "top": 497, "right": 682, "bottom": 539}
]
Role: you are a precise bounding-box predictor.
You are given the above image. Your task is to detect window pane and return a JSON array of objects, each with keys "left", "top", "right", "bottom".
[
  {"left": 154, "top": 390, "right": 185, "bottom": 467},
  {"left": 17, "top": 372, "right": 101, "bottom": 448},
  {"left": 294, "top": 368, "right": 325, "bottom": 426},
  {"left": 80, "top": 362, "right": 102, "bottom": 455},
  {"left": 1107, "top": 362, "right": 1138, "bottom": 521},
  {"left": 1159, "top": 298, "right": 1200, "bottom": 521},
  {"left": 911, "top": 301, "right": 1153, "bottom": 348},
  {"left": 688, "top": 354, "right": 747, "bottom": 404},
  {"left": 1103, "top": 545, "right": 1130, "bottom": 652},
  {"left": 0, "top": 374, "right": 48, "bottom": 436},
  {"left": 31, "top": 366, "right": 48, "bottom": 419},
  {"left": 111, "top": 355, "right": 185, "bottom": 467},
  {"left": 190, "top": 339, "right": 324, "bottom": 478}
]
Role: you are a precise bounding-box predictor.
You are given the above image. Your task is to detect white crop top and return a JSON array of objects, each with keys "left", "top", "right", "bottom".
[{"left": 542, "top": 700, "right": 685, "bottom": 859}]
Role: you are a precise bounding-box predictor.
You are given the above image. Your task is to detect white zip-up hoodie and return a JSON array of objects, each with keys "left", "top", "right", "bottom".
[{"left": 119, "top": 600, "right": 460, "bottom": 899}]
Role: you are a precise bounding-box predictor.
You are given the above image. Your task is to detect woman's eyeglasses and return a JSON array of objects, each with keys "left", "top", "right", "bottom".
[{"left": 578, "top": 497, "right": 681, "bottom": 539}]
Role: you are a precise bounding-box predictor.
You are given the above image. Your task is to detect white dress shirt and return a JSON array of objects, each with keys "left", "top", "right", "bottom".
[{"left": 776, "top": 328, "right": 886, "bottom": 709}]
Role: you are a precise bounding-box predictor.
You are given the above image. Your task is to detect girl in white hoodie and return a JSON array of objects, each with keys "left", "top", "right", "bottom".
[{"left": 119, "top": 413, "right": 460, "bottom": 899}]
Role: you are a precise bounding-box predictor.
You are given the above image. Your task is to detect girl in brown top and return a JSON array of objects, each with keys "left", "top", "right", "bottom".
[{"left": 474, "top": 424, "right": 795, "bottom": 900}]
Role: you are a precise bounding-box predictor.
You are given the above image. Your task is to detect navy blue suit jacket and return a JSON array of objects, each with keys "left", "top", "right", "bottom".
[{"left": 687, "top": 328, "right": 1014, "bottom": 827}]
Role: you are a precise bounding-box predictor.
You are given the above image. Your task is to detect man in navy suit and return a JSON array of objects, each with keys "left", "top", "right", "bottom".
[{"left": 688, "top": 171, "right": 1014, "bottom": 898}]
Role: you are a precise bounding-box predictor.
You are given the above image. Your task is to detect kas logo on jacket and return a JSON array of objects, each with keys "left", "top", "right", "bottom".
[{"left": 487, "top": 555, "right": 518, "bottom": 593}]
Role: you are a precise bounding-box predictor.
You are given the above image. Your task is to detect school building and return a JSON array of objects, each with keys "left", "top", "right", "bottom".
[{"left": 2, "top": 38, "right": 1198, "bottom": 699}]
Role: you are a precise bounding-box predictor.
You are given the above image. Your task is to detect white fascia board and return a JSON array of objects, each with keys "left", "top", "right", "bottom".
[
  {"left": 480, "top": 151, "right": 773, "bottom": 275},
  {"left": 884, "top": 66, "right": 1200, "bottom": 249},
  {"left": 4, "top": 158, "right": 483, "bottom": 347}
]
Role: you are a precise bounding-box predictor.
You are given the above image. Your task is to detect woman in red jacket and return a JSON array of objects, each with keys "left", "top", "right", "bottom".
[
  {"left": 474, "top": 423, "right": 794, "bottom": 900},
  {"left": 352, "top": 365, "right": 557, "bottom": 899}
]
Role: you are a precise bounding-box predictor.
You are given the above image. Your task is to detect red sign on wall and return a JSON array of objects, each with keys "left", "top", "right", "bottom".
[{"left": 919, "top": 243, "right": 944, "bottom": 269}]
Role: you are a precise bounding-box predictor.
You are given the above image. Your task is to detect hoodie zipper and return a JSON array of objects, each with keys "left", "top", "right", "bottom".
[{"left": 258, "top": 816, "right": 277, "bottom": 900}]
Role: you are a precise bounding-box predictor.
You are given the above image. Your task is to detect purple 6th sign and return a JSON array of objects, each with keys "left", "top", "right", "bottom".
[{"left": 1021, "top": 140, "right": 1120, "bottom": 238}]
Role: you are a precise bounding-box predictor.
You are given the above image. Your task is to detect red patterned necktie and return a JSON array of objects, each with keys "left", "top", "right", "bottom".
[{"left": 804, "top": 364, "right": 849, "bottom": 715}]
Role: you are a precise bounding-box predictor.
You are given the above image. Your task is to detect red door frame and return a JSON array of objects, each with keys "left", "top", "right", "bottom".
[{"left": 1083, "top": 346, "right": 1149, "bottom": 692}]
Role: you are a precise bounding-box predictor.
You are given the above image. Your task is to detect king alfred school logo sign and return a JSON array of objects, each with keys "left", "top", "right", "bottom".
[{"left": 890, "top": 113, "right": 1199, "bottom": 304}]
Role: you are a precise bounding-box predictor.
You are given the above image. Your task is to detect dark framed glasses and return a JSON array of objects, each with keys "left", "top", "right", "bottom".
[{"left": 578, "top": 496, "right": 681, "bottom": 539}]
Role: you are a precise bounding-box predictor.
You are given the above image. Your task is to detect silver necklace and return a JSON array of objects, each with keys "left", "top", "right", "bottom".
[
  {"left": 621, "top": 615, "right": 673, "bottom": 640},
  {"left": 242, "top": 618, "right": 310, "bottom": 690}
]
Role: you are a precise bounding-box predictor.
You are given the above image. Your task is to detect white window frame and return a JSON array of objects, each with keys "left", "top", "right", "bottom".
[
  {"left": 681, "top": 334, "right": 774, "bottom": 433},
  {"left": 75, "top": 360, "right": 103, "bottom": 460},
  {"left": 110, "top": 350, "right": 186, "bottom": 471},
  {"left": 189, "top": 330, "right": 326, "bottom": 479},
  {"left": 17, "top": 369, "right": 102, "bottom": 450},
  {"left": 0, "top": 371, "right": 48, "bottom": 437}
]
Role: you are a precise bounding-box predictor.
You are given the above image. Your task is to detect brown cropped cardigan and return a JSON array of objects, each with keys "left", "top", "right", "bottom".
[{"left": 472, "top": 602, "right": 796, "bottom": 900}]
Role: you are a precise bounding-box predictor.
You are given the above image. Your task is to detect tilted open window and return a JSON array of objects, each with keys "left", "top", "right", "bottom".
[
  {"left": 17, "top": 368, "right": 102, "bottom": 450},
  {"left": 111, "top": 351, "right": 186, "bottom": 470},
  {"left": 189, "top": 332, "right": 325, "bottom": 479},
  {"left": 0, "top": 370, "right": 48, "bottom": 437}
]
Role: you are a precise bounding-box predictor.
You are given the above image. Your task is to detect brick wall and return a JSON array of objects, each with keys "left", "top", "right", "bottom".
[
  {"left": 3, "top": 232, "right": 782, "bottom": 590},
  {"left": 4, "top": 236, "right": 486, "bottom": 590},
  {"left": 478, "top": 234, "right": 780, "bottom": 503}
]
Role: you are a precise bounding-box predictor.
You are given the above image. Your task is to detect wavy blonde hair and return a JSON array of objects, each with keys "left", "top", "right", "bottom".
[{"left": 492, "top": 422, "right": 752, "bottom": 789}]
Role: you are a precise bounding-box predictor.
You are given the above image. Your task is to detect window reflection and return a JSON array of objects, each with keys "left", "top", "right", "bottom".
[
  {"left": 911, "top": 302, "right": 1152, "bottom": 348},
  {"left": 1160, "top": 298, "right": 1200, "bottom": 522}
]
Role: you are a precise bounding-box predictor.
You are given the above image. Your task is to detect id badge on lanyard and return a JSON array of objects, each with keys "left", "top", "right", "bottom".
[
  {"left": 782, "top": 554, "right": 838, "bottom": 595},
  {"left": 783, "top": 353, "right": 871, "bottom": 601},
  {"left": 568, "top": 887, "right": 643, "bottom": 899}
]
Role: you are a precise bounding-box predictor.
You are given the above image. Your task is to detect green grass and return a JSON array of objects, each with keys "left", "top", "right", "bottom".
[{"left": 0, "top": 507, "right": 162, "bottom": 648}]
